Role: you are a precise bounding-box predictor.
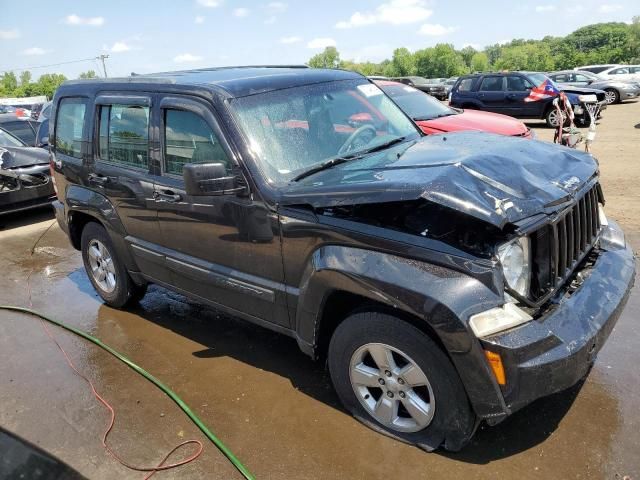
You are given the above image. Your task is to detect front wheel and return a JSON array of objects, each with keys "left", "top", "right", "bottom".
[
  {"left": 545, "top": 107, "right": 567, "bottom": 128},
  {"left": 328, "top": 312, "right": 476, "bottom": 451}
]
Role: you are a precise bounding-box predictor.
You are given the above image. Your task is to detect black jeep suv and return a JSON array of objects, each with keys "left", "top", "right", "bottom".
[{"left": 50, "top": 67, "right": 634, "bottom": 451}]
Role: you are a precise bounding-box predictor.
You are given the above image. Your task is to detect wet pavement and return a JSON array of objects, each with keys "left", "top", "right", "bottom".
[{"left": 2, "top": 106, "right": 640, "bottom": 479}]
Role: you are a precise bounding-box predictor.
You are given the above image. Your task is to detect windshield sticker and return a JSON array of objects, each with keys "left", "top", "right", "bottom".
[{"left": 357, "top": 84, "right": 383, "bottom": 97}]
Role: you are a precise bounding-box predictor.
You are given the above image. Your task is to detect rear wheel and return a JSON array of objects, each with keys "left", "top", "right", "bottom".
[
  {"left": 81, "top": 222, "right": 146, "bottom": 307},
  {"left": 328, "top": 312, "right": 476, "bottom": 451},
  {"left": 604, "top": 88, "right": 620, "bottom": 105}
]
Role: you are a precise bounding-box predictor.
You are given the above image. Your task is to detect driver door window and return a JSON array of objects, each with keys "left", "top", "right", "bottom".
[{"left": 163, "top": 109, "right": 230, "bottom": 176}]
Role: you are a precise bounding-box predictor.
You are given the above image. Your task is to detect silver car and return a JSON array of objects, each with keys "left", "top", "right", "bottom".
[{"left": 548, "top": 70, "right": 640, "bottom": 104}]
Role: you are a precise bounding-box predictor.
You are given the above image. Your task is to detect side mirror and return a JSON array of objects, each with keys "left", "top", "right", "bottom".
[
  {"left": 183, "top": 163, "right": 246, "bottom": 196},
  {"left": 38, "top": 136, "right": 49, "bottom": 148}
]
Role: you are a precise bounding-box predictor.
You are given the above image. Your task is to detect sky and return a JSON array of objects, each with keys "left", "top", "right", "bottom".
[{"left": 0, "top": 0, "right": 637, "bottom": 79}]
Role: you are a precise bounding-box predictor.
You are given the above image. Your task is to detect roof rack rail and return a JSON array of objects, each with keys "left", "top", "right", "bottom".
[{"left": 134, "top": 64, "right": 310, "bottom": 77}]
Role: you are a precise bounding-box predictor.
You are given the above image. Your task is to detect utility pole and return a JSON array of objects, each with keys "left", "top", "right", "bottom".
[{"left": 97, "top": 54, "right": 109, "bottom": 78}]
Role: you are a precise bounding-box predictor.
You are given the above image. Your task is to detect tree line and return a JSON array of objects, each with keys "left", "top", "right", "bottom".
[
  {"left": 309, "top": 19, "right": 640, "bottom": 78},
  {"left": 0, "top": 69, "right": 98, "bottom": 99}
]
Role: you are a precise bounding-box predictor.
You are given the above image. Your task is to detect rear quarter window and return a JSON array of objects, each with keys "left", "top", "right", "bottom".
[{"left": 55, "top": 98, "right": 87, "bottom": 158}]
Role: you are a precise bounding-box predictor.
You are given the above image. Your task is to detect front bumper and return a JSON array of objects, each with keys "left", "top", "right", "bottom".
[
  {"left": 481, "top": 220, "right": 635, "bottom": 416},
  {"left": 0, "top": 167, "right": 55, "bottom": 216}
]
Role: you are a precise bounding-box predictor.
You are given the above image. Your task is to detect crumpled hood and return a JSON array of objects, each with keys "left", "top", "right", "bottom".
[
  {"left": 0, "top": 146, "right": 49, "bottom": 169},
  {"left": 280, "top": 132, "right": 599, "bottom": 229}
]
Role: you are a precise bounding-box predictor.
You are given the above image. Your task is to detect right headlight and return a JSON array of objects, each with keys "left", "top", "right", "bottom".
[{"left": 497, "top": 236, "right": 531, "bottom": 298}]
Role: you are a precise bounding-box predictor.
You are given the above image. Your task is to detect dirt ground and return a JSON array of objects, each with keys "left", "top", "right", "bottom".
[{"left": 0, "top": 100, "right": 639, "bottom": 479}]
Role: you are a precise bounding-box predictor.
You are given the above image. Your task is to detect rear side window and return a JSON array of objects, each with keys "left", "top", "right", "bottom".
[
  {"left": 551, "top": 74, "right": 569, "bottom": 82},
  {"left": 506, "top": 76, "right": 532, "bottom": 91},
  {"left": 456, "top": 78, "right": 474, "bottom": 92},
  {"left": 55, "top": 98, "right": 86, "bottom": 158},
  {"left": 164, "top": 109, "right": 230, "bottom": 175},
  {"left": 610, "top": 68, "right": 629, "bottom": 75},
  {"left": 630, "top": 67, "right": 640, "bottom": 74},
  {"left": 479, "top": 76, "right": 504, "bottom": 91},
  {"left": 98, "top": 104, "right": 149, "bottom": 169}
]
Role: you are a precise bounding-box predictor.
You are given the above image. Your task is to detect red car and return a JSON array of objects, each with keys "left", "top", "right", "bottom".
[{"left": 375, "top": 80, "right": 533, "bottom": 139}]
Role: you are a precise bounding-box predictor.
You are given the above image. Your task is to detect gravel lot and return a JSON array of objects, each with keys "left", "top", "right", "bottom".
[{"left": 0, "top": 100, "right": 638, "bottom": 479}]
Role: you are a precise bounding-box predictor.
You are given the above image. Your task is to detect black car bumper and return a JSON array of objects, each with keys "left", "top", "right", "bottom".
[
  {"left": 481, "top": 220, "right": 635, "bottom": 417},
  {"left": 0, "top": 166, "right": 55, "bottom": 216}
]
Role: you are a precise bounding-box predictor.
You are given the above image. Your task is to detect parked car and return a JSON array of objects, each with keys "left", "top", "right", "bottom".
[
  {"left": 51, "top": 67, "right": 634, "bottom": 452},
  {"left": 391, "top": 76, "right": 448, "bottom": 100},
  {"left": 594, "top": 65, "right": 640, "bottom": 83},
  {"left": 548, "top": 70, "right": 640, "bottom": 104},
  {"left": 0, "top": 105, "right": 16, "bottom": 114},
  {"left": 575, "top": 64, "right": 619, "bottom": 74},
  {"left": 0, "top": 126, "right": 56, "bottom": 215},
  {"left": 0, "top": 114, "right": 39, "bottom": 146},
  {"left": 443, "top": 77, "right": 458, "bottom": 97},
  {"left": 30, "top": 103, "right": 45, "bottom": 121},
  {"left": 450, "top": 72, "right": 607, "bottom": 127},
  {"left": 375, "top": 80, "right": 532, "bottom": 138}
]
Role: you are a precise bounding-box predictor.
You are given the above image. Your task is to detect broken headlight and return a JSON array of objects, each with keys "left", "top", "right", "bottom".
[{"left": 497, "top": 236, "right": 531, "bottom": 298}]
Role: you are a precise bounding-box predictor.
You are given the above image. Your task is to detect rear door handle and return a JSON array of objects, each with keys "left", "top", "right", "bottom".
[
  {"left": 153, "top": 189, "right": 182, "bottom": 203},
  {"left": 88, "top": 173, "right": 109, "bottom": 186}
]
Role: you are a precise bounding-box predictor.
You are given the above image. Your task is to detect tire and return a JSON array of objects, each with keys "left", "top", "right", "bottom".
[
  {"left": 80, "top": 222, "right": 145, "bottom": 308},
  {"left": 604, "top": 88, "right": 620, "bottom": 105},
  {"left": 328, "top": 312, "right": 476, "bottom": 452},
  {"left": 545, "top": 107, "right": 567, "bottom": 128}
]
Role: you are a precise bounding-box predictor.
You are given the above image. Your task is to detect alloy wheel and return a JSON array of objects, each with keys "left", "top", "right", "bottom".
[
  {"left": 604, "top": 90, "right": 617, "bottom": 104},
  {"left": 349, "top": 343, "right": 435, "bottom": 433},
  {"left": 87, "top": 239, "right": 117, "bottom": 293}
]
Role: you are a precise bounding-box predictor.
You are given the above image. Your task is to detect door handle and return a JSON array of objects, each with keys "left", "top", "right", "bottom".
[
  {"left": 153, "top": 189, "right": 182, "bottom": 203},
  {"left": 88, "top": 173, "right": 109, "bottom": 186}
]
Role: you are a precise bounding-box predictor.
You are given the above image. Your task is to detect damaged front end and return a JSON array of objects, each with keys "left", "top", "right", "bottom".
[
  {"left": 0, "top": 148, "right": 55, "bottom": 215},
  {"left": 279, "top": 132, "right": 635, "bottom": 421}
]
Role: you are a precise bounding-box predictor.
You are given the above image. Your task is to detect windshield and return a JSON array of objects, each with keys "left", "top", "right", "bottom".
[
  {"left": 527, "top": 73, "right": 559, "bottom": 89},
  {"left": 379, "top": 83, "right": 455, "bottom": 120},
  {"left": 232, "top": 80, "right": 420, "bottom": 184},
  {"left": 0, "top": 127, "right": 26, "bottom": 148}
]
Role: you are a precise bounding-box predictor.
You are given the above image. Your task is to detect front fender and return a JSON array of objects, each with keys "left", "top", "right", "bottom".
[{"left": 296, "top": 245, "right": 509, "bottom": 418}]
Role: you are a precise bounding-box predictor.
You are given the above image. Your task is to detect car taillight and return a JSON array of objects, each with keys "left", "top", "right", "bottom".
[{"left": 49, "top": 157, "right": 58, "bottom": 196}]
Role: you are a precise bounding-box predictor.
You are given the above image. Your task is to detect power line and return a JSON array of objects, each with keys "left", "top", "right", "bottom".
[{"left": 0, "top": 56, "right": 101, "bottom": 74}]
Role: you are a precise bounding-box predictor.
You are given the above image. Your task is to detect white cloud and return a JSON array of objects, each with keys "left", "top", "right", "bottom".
[
  {"left": 174, "top": 53, "right": 203, "bottom": 63},
  {"left": 336, "top": 0, "right": 432, "bottom": 29},
  {"left": 264, "top": 16, "right": 277, "bottom": 24},
  {"left": 233, "top": 7, "right": 250, "bottom": 17},
  {"left": 598, "top": 4, "right": 622, "bottom": 12},
  {"left": 106, "top": 41, "right": 131, "bottom": 53},
  {"left": 22, "top": 47, "right": 47, "bottom": 55},
  {"left": 196, "top": 0, "right": 221, "bottom": 7},
  {"left": 280, "top": 36, "right": 302, "bottom": 44},
  {"left": 307, "top": 37, "right": 336, "bottom": 49},
  {"left": 268, "top": 2, "right": 287, "bottom": 11},
  {"left": 0, "top": 29, "right": 20, "bottom": 40},
  {"left": 418, "top": 23, "right": 458, "bottom": 36},
  {"left": 195, "top": 15, "right": 205, "bottom": 24},
  {"left": 64, "top": 14, "right": 105, "bottom": 26},
  {"left": 535, "top": 5, "right": 556, "bottom": 12}
]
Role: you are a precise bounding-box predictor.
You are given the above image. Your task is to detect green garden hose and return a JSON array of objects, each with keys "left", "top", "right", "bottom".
[{"left": 0, "top": 305, "right": 256, "bottom": 480}]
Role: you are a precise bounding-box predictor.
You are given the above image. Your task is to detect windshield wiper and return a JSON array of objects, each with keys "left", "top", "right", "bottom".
[
  {"left": 414, "top": 113, "right": 456, "bottom": 121},
  {"left": 291, "top": 157, "right": 352, "bottom": 182},
  {"left": 291, "top": 136, "right": 408, "bottom": 182}
]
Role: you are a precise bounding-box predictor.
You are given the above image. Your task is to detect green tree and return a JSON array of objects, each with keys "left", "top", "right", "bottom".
[
  {"left": 19, "top": 71, "right": 32, "bottom": 86},
  {"left": 414, "top": 44, "right": 467, "bottom": 78},
  {"left": 1, "top": 72, "right": 18, "bottom": 95},
  {"left": 494, "top": 43, "right": 555, "bottom": 71},
  {"left": 308, "top": 47, "right": 341, "bottom": 68},
  {"left": 31, "top": 73, "right": 68, "bottom": 98},
  {"left": 460, "top": 46, "right": 477, "bottom": 69},
  {"left": 79, "top": 70, "right": 98, "bottom": 79},
  {"left": 470, "top": 52, "right": 489, "bottom": 72},
  {"left": 389, "top": 47, "right": 415, "bottom": 76}
]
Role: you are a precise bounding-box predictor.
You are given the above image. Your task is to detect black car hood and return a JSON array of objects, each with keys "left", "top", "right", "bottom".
[
  {"left": 0, "top": 146, "right": 49, "bottom": 169},
  {"left": 559, "top": 85, "right": 604, "bottom": 95},
  {"left": 280, "top": 132, "right": 599, "bottom": 229}
]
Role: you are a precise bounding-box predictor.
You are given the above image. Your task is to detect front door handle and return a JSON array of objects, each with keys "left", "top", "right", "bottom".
[
  {"left": 153, "top": 190, "right": 182, "bottom": 203},
  {"left": 88, "top": 173, "right": 109, "bottom": 186}
]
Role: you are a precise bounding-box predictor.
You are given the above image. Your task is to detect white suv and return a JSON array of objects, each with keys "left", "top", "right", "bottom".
[{"left": 596, "top": 65, "right": 640, "bottom": 82}]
